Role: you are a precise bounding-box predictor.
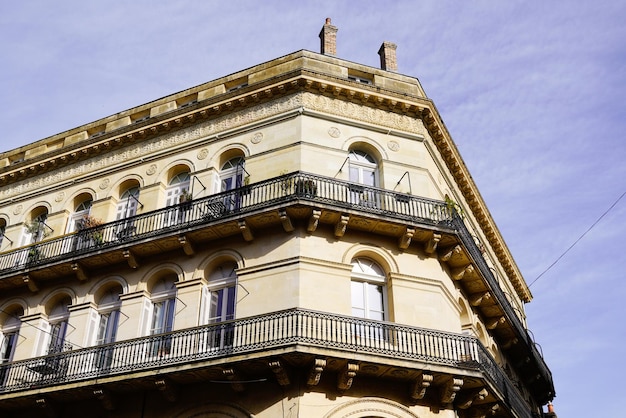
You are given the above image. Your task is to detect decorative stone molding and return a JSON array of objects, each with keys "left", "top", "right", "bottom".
[
  {"left": 307, "top": 358, "right": 327, "bottom": 386},
  {"left": 328, "top": 126, "right": 341, "bottom": 138},
  {"left": 250, "top": 132, "right": 263, "bottom": 144}
]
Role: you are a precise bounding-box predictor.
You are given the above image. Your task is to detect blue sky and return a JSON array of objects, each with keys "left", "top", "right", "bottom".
[{"left": 2, "top": 1, "right": 625, "bottom": 415}]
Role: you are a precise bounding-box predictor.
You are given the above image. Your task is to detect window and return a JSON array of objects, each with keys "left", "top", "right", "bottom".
[
  {"left": 116, "top": 186, "right": 140, "bottom": 240},
  {"left": 68, "top": 200, "right": 93, "bottom": 234},
  {"left": 200, "top": 262, "right": 237, "bottom": 350},
  {"left": 219, "top": 157, "right": 246, "bottom": 211},
  {"left": 0, "top": 308, "right": 21, "bottom": 384},
  {"left": 92, "top": 286, "right": 122, "bottom": 370},
  {"left": 149, "top": 277, "right": 177, "bottom": 356},
  {"left": 165, "top": 171, "right": 191, "bottom": 225},
  {"left": 45, "top": 298, "right": 71, "bottom": 354},
  {"left": 351, "top": 258, "right": 386, "bottom": 321},
  {"left": 24, "top": 211, "right": 50, "bottom": 245},
  {"left": 0, "top": 220, "right": 6, "bottom": 249},
  {"left": 116, "top": 186, "right": 140, "bottom": 220},
  {"left": 351, "top": 258, "right": 387, "bottom": 342},
  {"left": 348, "top": 150, "right": 378, "bottom": 207}
]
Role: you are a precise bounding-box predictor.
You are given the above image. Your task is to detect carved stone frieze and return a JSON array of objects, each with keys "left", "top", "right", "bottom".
[{"left": 1, "top": 90, "right": 427, "bottom": 203}]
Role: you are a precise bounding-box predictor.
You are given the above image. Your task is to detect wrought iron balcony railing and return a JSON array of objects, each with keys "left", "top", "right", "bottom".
[
  {"left": 0, "top": 171, "right": 453, "bottom": 276},
  {"left": 0, "top": 308, "right": 532, "bottom": 418},
  {"left": 0, "top": 171, "right": 552, "bottom": 401}
]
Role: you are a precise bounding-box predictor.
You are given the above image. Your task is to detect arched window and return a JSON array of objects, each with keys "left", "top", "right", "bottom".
[
  {"left": 45, "top": 297, "right": 71, "bottom": 354},
  {"left": 220, "top": 157, "right": 246, "bottom": 192},
  {"left": 0, "top": 219, "right": 6, "bottom": 249},
  {"left": 1, "top": 307, "right": 22, "bottom": 364},
  {"left": 349, "top": 150, "right": 377, "bottom": 187},
  {"left": 148, "top": 275, "right": 177, "bottom": 356},
  {"left": 207, "top": 262, "right": 237, "bottom": 323},
  {"left": 24, "top": 209, "right": 50, "bottom": 245},
  {"left": 219, "top": 157, "right": 246, "bottom": 211},
  {"left": 116, "top": 186, "right": 140, "bottom": 220},
  {"left": 0, "top": 306, "right": 22, "bottom": 384},
  {"left": 68, "top": 198, "right": 93, "bottom": 233},
  {"left": 348, "top": 150, "right": 378, "bottom": 207},
  {"left": 115, "top": 185, "right": 140, "bottom": 240},
  {"left": 95, "top": 286, "right": 122, "bottom": 346},
  {"left": 166, "top": 171, "right": 191, "bottom": 206},
  {"left": 200, "top": 262, "right": 237, "bottom": 350},
  {"left": 91, "top": 284, "right": 122, "bottom": 370},
  {"left": 165, "top": 170, "right": 191, "bottom": 226},
  {"left": 351, "top": 258, "right": 386, "bottom": 321}
]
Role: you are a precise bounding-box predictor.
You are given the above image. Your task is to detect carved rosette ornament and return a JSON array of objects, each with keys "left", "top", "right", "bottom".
[
  {"left": 387, "top": 140, "right": 400, "bottom": 152},
  {"left": 13, "top": 205, "right": 23, "bottom": 215},
  {"left": 328, "top": 126, "right": 341, "bottom": 138},
  {"left": 55, "top": 191, "right": 65, "bottom": 203},
  {"left": 197, "top": 148, "right": 209, "bottom": 160},
  {"left": 99, "top": 179, "right": 110, "bottom": 190},
  {"left": 251, "top": 132, "right": 263, "bottom": 144},
  {"left": 146, "top": 164, "right": 157, "bottom": 176}
]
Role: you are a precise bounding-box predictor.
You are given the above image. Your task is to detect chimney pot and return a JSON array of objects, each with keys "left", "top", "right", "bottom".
[
  {"left": 378, "top": 41, "right": 398, "bottom": 72},
  {"left": 319, "top": 18, "right": 338, "bottom": 56}
]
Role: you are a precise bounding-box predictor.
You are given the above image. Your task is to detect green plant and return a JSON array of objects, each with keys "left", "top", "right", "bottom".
[
  {"left": 444, "top": 196, "right": 465, "bottom": 218},
  {"left": 25, "top": 220, "right": 51, "bottom": 239},
  {"left": 296, "top": 179, "right": 317, "bottom": 196},
  {"left": 179, "top": 189, "right": 193, "bottom": 203}
]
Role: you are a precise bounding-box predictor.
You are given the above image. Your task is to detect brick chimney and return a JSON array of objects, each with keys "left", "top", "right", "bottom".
[
  {"left": 319, "top": 18, "right": 338, "bottom": 56},
  {"left": 378, "top": 41, "right": 398, "bottom": 72}
]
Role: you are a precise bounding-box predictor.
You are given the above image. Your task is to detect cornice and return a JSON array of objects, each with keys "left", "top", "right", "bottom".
[{"left": 0, "top": 68, "right": 531, "bottom": 303}]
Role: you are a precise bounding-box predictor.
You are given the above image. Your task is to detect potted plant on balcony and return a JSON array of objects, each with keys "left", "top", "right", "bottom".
[
  {"left": 295, "top": 179, "right": 317, "bottom": 197},
  {"left": 25, "top": 220, "right": 51, "bottom": 241},
  {"left": 77, "top": 215, "right": 104, "bottom": 246},
  {"left": 179, "top": 189, "right": 193, "bottom": 204}
]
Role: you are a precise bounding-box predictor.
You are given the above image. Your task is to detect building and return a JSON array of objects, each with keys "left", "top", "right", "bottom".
[{"left": 0, "top": 19, "right": 554, "bottom": 418}]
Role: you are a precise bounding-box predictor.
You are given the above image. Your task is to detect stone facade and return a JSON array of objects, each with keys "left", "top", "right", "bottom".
[{"left": 0, "top": 23, "right": 553, "bottom": 418}]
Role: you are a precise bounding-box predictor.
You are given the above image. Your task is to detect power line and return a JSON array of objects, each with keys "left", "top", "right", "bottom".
[{"left": 529, "top": 190, "right": 626, "bottom": 287}]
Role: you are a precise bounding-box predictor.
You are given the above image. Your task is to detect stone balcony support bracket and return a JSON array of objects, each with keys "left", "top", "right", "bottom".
[
  {"left": 269, "top": 360, "right": 290, "bottom": 386},
  {"left": 307, "top": 358, "right": 327, "bottom": 386},
  {"left": 410, "top": 372, "right": 433, "bottom": 400},
  {"left": 337, "top": 362, "right": 359, "bottom": 391}
]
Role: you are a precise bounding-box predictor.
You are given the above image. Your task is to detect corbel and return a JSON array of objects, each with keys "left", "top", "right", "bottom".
[
  {"left": 334, "top": 214, "right": 349, "bottom": 238},
  {"left": 72, "top": 263, "right": 89, "bottom": 282},
  {"left": 307, "top": 209, "right": 321, "bottom": 233},
  {"left": 307, "top": 358, "right": 327, "bottom": 386},
  {"left": 424, "top": 233, "right": 441, "bottom": 255},
  {"left": 155, "top": 378, "right": 178, "bottom": 402},
  {"left": 178, "top": 235, "right": 195, "bottom": 256},
  {"left": 398, "top": 227, "right": 415, "bottom": 250},
  {"left": 456, "top": 387, "right": 488, "bottom": 409},
  {"left": 279, "top": 209, "right": 294, "bottom": 232},
  {"left": 469, "top": 292, "right": 491, "bottom": 307},
  {"left": 337, "top": 362, "right": 359, "bottom": 391},
  {"left": 440, "top": 377, "right": 463, "bottom": 404},
  {"left": 410, "top": 372, "right": 433, "bottom": 400},
  {"left": 486, "top": 316, "right": 505, "bottom": 330},
  {"left": 238, "top": 220, "right": 254, "bottom": 242},
  {"left": 23, "top": 275, "right": 39, "bottom": 292},
  {"left": 439, "top": 245, "right": 462, "bottom": 262},
  {"left": 122, "top": 249, "right": 140, "bottom": 269},
  {"left": 93, "top": 388, "right": 115, "bottom": 410},
  {"left": 269, "top": 360, "right": 290, "bottom": 386},
  {"left": 223, "top": 368, "right": 245, "bottom": 392},
  {"left": 452, "top": 264, "right": 474, "bottom": 281}
]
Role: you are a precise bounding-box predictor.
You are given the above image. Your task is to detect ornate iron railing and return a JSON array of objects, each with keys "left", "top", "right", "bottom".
[
  {"left": 0, "top": 308, "right": 532, "bottom": 417},
  {"left": 0, "top": 171, "right": 453, "bottom": 276},
  {"left": 0, "top": 171, "right": 551, "bottom": 405}
]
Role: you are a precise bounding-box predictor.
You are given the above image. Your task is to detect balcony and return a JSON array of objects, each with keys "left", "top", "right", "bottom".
[
  {"left": 0, "top": 171, "right": 553, "bottom": 403},
  {"left": 0, "top": 308, "right": 533, "bottom": 418}
]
